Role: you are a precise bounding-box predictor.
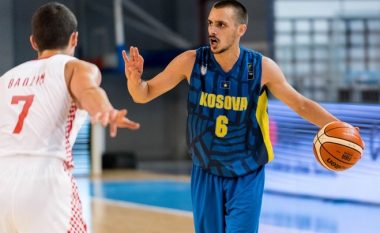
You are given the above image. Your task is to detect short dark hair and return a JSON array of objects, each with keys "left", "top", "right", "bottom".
[
  {"left": 213, "top": 0, "right": 248, "bottom": 25},
  {"left": 31, "top": 2, "right": 77, "bottom": 51}
]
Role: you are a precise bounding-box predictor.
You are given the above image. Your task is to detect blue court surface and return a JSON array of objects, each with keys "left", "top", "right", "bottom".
[{"left": 90, "top": 180, "right": 380, "bottom": 233}]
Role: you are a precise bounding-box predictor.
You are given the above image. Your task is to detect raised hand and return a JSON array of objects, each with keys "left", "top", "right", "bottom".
[{"left": 122, "top": 46, "right": 144, "bottom": 85}]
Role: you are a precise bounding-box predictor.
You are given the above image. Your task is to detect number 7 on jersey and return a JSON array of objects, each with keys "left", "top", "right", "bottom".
[{"left": 11, "top": 95, "right": 35, "bottom": 134}]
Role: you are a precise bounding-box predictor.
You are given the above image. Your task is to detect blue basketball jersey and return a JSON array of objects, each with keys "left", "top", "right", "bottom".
[{"left": 187, "top": 46, "right": 274, "bottom": 177}]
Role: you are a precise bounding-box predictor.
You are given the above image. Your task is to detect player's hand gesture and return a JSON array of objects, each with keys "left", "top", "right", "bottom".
[
  {"left": 91, "top": 109, "right": 140, "bottom": 137},
  {"left": 122, "top": 46, "right": 144, "bottom": 86}
]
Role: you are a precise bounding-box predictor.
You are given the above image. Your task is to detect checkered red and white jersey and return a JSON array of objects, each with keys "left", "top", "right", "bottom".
[{"left": 0, "top": 54, "right": 87, "bottom": 163}]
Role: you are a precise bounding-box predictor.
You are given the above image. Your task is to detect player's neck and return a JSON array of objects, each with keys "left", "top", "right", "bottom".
[
  {"left": 213, "top": 45, "right": 240, "bottom": 73},
  {"left": 37, "top": 49, "right": 72, "bottom": 59}
]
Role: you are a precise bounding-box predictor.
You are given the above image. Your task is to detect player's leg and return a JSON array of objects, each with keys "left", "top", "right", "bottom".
[
  {"left": 0, "top": 213, "right": 15, "bottom": 233},
  {"left": 0, "top": 158, "right": 17, "bottom": 233},
  {"left": 224, "top": 166, "right": 265, "bottom": 233},
  {"left": 14, "top": 157, "right": 86, "bottom": 233},
  {"left": 191, "top": 164, "right": 225, "bottom": 233}
]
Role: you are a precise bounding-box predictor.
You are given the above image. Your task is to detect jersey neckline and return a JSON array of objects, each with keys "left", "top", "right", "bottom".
[{"left": 210, "top": 47, "right": 244, "bottom": 76}]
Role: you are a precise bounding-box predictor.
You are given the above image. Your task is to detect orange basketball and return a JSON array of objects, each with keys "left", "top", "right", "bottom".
[{"left": 313, "top": 121, "right": 365, "bottom": 171}]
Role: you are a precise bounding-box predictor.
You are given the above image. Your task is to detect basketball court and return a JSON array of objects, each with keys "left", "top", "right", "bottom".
[{"left": 75, "top": 168, "right": 380, "bottom": 233}]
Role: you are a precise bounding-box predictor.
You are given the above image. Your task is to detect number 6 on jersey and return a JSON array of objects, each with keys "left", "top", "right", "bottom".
[{"left": 215, "top": 115, "right": 229, "bottom": 138}]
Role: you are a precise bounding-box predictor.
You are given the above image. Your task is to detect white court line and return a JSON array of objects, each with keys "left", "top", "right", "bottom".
[
  {"left": 92, "top": 197, "right": 193, "bottom": 217},
  {"left": 93, "top": 197, "right": 317, "bottom": 233}
]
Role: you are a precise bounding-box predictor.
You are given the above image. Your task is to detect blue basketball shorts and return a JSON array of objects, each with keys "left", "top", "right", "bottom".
[{"left": 191, "top": 164, "right": 265, "bottom": 233}]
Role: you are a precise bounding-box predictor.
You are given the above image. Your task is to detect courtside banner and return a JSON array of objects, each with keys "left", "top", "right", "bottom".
[{"left": 266, "top": 101, "right": 380, "bottom": 204}]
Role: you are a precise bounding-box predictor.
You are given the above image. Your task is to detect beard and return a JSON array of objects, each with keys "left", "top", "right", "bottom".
[
  {"left": 211, "top": 45, "right": 230, "bottom": 54},
  {"left": 210, "top": 42, "right": 233, "bottom": 54},
  {"left": 209, "top": 35, "right": 236, "bottom": 54}
]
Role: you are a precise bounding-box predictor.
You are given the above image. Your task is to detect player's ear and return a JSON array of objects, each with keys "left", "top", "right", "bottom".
[
  {"left": 69, "top": 31, "right": 78, "bottom": 48},
  {"left": 238, "top": 24, "right": 247, "bottom": 37},
  {"left": 29, "top": 35, "right": 39, "bottom": 51}
]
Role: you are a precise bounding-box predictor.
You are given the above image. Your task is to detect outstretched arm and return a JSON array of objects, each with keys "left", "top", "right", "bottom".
[
  {"left": 262, "top": 57, "right": 338, "bottom": 128},
  {"left": 123, "top": 46, "right": 195, "bottom": 103},
  {"left": 65, "top": 59, "right": 140, "bottom": 137}
]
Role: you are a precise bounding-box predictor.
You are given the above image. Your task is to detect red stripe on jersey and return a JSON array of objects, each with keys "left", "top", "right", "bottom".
[
  {"left": 64, "top": 102, "right": 87, "bottom": 233},
  {"left": 66, "top": 174, "right": 87, "bottom": 233},
  {"left": 64, "top": 102, "right": 77, "bottom": 170}
]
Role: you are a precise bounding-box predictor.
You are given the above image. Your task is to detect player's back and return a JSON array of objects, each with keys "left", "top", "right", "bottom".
[{"left": 0, "top": 55, "right": 87, "bottom": 160}]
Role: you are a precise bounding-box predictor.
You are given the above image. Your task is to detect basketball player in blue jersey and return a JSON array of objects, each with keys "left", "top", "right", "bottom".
[{"left": 123, "top": 1, "right": 338, "bottom": 232}]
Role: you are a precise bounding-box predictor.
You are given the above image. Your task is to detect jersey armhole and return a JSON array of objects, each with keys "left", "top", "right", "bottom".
[
  {"left": 61, "top": 58, "right": 79, "bottom": 104},
  {"left": 188, "top": 48, "right": 201, "bottom": 85}
]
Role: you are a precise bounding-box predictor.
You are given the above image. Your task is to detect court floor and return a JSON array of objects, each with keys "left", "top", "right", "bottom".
[{"left": 77, "top": 170, "right": 380, "bottom": 233}]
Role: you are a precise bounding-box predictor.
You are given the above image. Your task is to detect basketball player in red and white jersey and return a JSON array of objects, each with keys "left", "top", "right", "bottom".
[{"left": 0, "top": 2, "right": 139, "bottom": 233}]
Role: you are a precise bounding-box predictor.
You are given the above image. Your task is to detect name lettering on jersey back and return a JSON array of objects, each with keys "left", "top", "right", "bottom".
[
  {"left": 199, "top": 91, "right": 248, "bottom": 111},
  {"left": 8, "top": 73, "right": 45, "bottom": 89}
]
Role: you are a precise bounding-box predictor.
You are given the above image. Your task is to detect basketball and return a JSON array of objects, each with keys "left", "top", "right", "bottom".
[{"left": 313, "top": 121, "right": 364, "bottom": 171}]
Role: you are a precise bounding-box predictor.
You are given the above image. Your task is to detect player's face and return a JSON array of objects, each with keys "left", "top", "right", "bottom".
[{"left": 208, "top": 7, "right": 240, "bottom": 54}]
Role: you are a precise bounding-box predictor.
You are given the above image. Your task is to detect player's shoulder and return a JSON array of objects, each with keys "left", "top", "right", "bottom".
[
  {"left": 261, "top": 55, "right": 285, "bottom": 85},
  {"left": 178, "top": 49, "right": 196, "bottom": 60},
  {"left": 2, "top": 62, "right": 25, "bottom": 76},
  {"left": 1, "top": 59, "right": 41, "bottom": 77},
  {"left": 261, "top": 55, "right": 279, "bottom": 70},
  {"left": 64, "top": 58, "right": 101, "bottom": 85},
  {"left": 48, "top": 54, "right": 77, "bottom": 64},
  {"left": 171, "top": 50, "right": 196, "bottom": 66},
  {"left": 66, "top": 58, "right": 100, "bottom": 73}
]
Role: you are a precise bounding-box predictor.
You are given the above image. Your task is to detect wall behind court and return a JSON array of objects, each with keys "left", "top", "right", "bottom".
[
  {"left": 0, "top": 0, "right": 14, "bottom": 75},
  {"left": 12, "top": 0, "right": 77, "bottom": 64}
]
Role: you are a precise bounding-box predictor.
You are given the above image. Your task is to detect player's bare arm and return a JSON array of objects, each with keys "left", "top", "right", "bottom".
[
  {"left": 262, "top": 56, "right": 338, "bottom": 128},
  {"left": 65, "top": 60, "right": 140, "bottom": 137},
  {"left": 123, "top": 46, "right": 196, "bottom": 103}
]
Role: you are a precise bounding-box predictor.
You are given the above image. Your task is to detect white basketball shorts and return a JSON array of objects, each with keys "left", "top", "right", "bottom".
[{"left": 0, "top": 156, "right": 86, "bottom": 233}]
